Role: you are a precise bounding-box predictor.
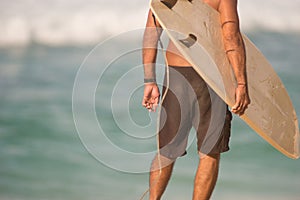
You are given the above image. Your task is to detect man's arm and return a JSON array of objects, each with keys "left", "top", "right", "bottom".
[
  {"left": 218, "top": 0, "right": 250, "bottom": 115},
  {"left": 142, "top": 10, "right": 162, "bottom": 111}
]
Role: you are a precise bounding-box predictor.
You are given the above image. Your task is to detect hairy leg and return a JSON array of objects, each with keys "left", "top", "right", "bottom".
[
  {"left": 149, "top": 155, "right": 175, "bottom": 200},
  {"left": 193, "top": 153, "right": 220, "bottom": 200}
]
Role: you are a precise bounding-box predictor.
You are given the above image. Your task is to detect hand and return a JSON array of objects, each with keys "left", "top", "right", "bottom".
[
  {"left": 142, "top": 83, "right": 160, "bottom": 112},
  {"left": 231, "top": 85, "right": 250, "bottom": 116}
]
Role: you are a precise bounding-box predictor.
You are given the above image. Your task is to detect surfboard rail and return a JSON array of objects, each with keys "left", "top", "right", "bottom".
[{"left": 150, "top": 0, "right": 299, "bottom": 159}]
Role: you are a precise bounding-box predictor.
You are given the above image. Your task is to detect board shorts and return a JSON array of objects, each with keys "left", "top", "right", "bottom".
[{"left": 158, "top": 66, "right": 232, "bottom": 160}]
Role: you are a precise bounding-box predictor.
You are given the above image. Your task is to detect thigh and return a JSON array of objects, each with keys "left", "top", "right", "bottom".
[
  {"left": 158, "top": 67, "right": 195, "bottom": 159},
  {"left": 192, "top": 77, "right": 228, "bottom": 155}
]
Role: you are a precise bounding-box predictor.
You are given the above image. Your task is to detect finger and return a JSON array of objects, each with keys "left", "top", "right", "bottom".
[
  {"left": 238, "top": 104, "right": 246, "bottom": 116},
  {"left": 232, "top": 104, "right": 244, "bottom": 115},
  {"left": 238, "top": 101, "right": 249, "bottom": 116},
  {"left": 142, "top": 99, "right": 149, "bottom": 107},
  {"left": 147, "top": 97, "right": 157, "bottom": 108},
  {"left": 142, "top": 99, "right": 147, "bottom": 107},
  {"left": 152, "top": 102, "right": 159, "bottom": 112},
  {"left": 232, "top": 96, "right": 240, "bottom": 112},
  {"left": 233, "top": 95, "right": 245, "bottom": 112},
  {"left": 147, "top": 105, "right": 152, "bottom": 112},
  {"left": 238, "top": 110, "right": 245, "bottom": 116},
  {"left": 153, "top": 97, "right": 159, "bottom": 105},
  {"left": 231, "top": 102, "right": 240, "bottom": 112},
  {"left": 241, "top": 101, "right": 250, "bottom": 113},
  {"left": 147, "top": 102, "right": 155, "bottom": 111}
]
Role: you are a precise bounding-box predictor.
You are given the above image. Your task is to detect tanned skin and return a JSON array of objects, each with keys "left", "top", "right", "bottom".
[{"left": 142, "top": 0, "right": 250, "bottom": 199}]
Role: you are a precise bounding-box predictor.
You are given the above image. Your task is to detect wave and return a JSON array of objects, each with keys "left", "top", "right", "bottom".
[
  {"left": 239, "top": 0, "right": 300, "bottom": 33},
  {"left": 0, "top": 0, "right": 299, "bottom": 46}
]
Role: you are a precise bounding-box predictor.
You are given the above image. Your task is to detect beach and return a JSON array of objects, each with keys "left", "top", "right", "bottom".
[{"left": 1, "top": 0, "right": 300, "bottom": 199}]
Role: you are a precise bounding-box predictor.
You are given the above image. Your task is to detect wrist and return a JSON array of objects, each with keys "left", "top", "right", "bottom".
[
  {"left": 237, "top": 82, "right": 247, "bottom": 87},
  {"left": 144, "top": 78, "right": 156, "bottom": 84}
]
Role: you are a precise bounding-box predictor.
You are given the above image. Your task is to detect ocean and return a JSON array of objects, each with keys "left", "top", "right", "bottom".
[{"left": 0, "top": 0, "right": 300, "bottom": 200}]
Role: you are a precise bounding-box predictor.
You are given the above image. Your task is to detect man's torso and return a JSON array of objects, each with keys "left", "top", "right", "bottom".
[{"left": 165, "top": 0, "right": 221, "bottom": 67}]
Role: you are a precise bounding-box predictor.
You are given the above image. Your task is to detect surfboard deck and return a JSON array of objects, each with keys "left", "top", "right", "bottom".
[{"left": 150, "top": 0, "right": 299, "bottom": 159}]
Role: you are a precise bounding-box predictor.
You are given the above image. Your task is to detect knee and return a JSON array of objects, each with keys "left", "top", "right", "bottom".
[
  {"left": 199, "top": 153, "right": 220, "bottom": 168},
  {"left": 150, "top": 154, "right": 176, "bottom": 172},
  {"left": 199, "top": 152, "right": 220, "bottom": 160}
]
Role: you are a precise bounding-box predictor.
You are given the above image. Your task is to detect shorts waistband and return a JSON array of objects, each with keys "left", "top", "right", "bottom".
[{"left": 168, "top": 65, "right": 193, "bottom": 68}]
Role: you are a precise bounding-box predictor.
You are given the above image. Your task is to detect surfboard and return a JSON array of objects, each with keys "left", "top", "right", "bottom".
[{"left": 150, "top": 0, "right": 299, "bottom": 159}]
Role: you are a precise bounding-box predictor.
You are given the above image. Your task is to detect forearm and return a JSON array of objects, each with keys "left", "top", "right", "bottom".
[
  {"left": 223, "top": 31, "right": 247, "bottom": 85},
  {"left": 143, "top": 47, "right": 158, "bottom": 80},
  {"left": 219, "top": 0, "right": 247, "bottom": 86},
  {"left": 219, "top": 0, "right": 250, "bottom": 114},
  {"left": 143, "top": 28, "right": 160, "bottom": 81},
  {"left": 225, "top": 33, "right": 247, "bottom": 84},
  {"left": 142, "top": 10, "right": 162, "bottom": 82}
]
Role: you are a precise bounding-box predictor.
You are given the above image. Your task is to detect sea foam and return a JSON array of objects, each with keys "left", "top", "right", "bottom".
[{"left": 0, "top": 0, "right": 299, "bottom": 47}]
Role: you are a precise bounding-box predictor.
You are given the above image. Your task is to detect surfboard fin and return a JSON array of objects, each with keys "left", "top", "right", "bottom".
[
  {"left": 179, "top": 34, "right": 197, "bottom": 48},
  {"left": 161, "top": 0, "right": 178, "bottom": 9}
]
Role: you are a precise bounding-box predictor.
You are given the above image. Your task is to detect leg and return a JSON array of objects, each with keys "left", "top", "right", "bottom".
[
  {"left": 149, "top": 155, "right": 175, "bottom": 200},
  {"left": 149, "top": 67, "right": 192, "bottom": 200},
  {"left": 193, "top": 153, "right": 220, "bottom": 200}
]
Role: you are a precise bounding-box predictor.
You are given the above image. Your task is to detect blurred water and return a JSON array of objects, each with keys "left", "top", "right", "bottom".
[
  {"left": 0, "top": 31, "right": 300, "bottom": 200},
  {"left": 0, "top": 0, "right": 299, "bottom": 46}
]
